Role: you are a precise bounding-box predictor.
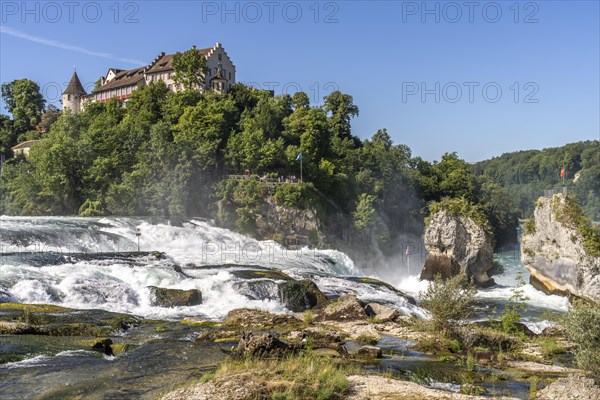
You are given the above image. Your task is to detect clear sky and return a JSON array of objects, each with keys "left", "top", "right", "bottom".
[{"left": 1, "top": 0, "right": 598, "bottom": 162}]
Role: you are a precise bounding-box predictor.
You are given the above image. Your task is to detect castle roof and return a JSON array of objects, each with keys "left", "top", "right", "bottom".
[
  {"left": 63, "top": 71, "right": 86, "bottom": 96},
  {"left": 93, "top": 66, "right": 146, "bottom": 93}
]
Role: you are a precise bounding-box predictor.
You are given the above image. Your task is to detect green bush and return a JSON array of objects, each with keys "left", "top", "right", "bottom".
[
  {"left": 420, "top": 273, "right": 477, "bottom": 335},
  {"left": 78, "top": 199, "right": 104, "bottom": 217},
  {"left": 564, "top": 300, "right": 600, "bottom": 380},
  {"left": 522, "top": 219, "right": 536, "bottom": 235}
]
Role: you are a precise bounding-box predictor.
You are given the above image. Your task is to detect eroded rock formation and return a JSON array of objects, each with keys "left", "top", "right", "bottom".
[
  {"left": 420, "top": 208, "right": 495, "bottom": 287},
  {"left": 521, "top": 194, "right": 600, "bottom": 303}
]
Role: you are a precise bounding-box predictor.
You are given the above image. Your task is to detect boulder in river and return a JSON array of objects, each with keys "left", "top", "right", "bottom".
[
  {"left": 278, "top": 279, "right": 328, "bottom": 312},
  {"left": 148, "top": 287, "right": 202, "bottom": 307},
  {"left": 316, "top": 294, "right": 368, "bottom": 322},
  {"left": 357, "top": 345, "right": 383, "bottom": 359},
  {"left": 92, "top": 338, "right": 114, "bottom": 356},
  {"left": 364, "top": 303, "right": 400, "bottom": 322},
  {"left": 521, "top": 194, "right": 600, "bottom": 303},
  {"left": 420, "top": 200, "right": 495, "bottom": 287}
]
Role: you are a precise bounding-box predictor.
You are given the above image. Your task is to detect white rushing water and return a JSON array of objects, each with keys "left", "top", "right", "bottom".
[
  {"left": 0, "top": 216, "right": 569, "bottom": 322},
  {"left": 0, "top": 216, "right": 423, "bottom": 319}
]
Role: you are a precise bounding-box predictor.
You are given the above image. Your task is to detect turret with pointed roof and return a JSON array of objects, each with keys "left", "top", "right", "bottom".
[{"left": 62, "top": 71, "right": 87, "bottom": 113}]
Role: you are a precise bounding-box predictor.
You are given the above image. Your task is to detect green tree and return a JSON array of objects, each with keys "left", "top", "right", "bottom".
[
  {"left": 324, "top": 91, "right": 359, "bottom": 140},
  {"left": 172, "top": 47, "right": 209, "bottom": 90},
  {"left": 1, "top": 79, "right": 46, "bottom": 134}
]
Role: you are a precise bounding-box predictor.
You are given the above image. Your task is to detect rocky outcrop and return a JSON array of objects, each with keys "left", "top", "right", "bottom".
[
  {"left": 420, "top": 207, "right": 495, "bottom": 287},
  {"left": 536, "top": 375, "right": 600, "bottom": 400},
  {"left": 364, "top": 303, "right": 400, "bottom": 323},
  {"left": 232, "top": 331, "right": 298, "bottom": 359},
  {"left": 521, "top": 194, "right": 600, "bottom": 303},
  {"left": 254, "top": 196, "right": 323, "bottom": 246},
  {"left": 278, "top": 279, "right": 329, "bottom": 312},
  {"left": 148, "top": 287, "right": 203, "bottom": 307},
  {"left": 222, "top": 308, "right": 301, "bottom": 328}
]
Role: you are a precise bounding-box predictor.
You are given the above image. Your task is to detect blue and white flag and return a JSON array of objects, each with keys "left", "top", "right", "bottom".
[{"left": 296, "top": 153, "right": 302, "bottom": 161}]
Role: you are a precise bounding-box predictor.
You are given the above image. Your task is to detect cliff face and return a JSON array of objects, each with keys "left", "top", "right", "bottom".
[
  {"left": 521, "top": 194, "right": 600, "bottom": 303},
  {"left": 254, "top": 197, "right": 323, "bottom": 247},
  {"left": 420, "top": 209, "right": 495, "bottom": 287}
]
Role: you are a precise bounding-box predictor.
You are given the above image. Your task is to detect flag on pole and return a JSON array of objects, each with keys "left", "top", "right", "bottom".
[
  {"left": 405, "top": 246, "right": 409, "bottom": 256},
  {"left": 296, "top": 153, "right": 302, "bottom": 161},
  {"left": 560, "top": 164, "right": 565, "bottom": 178}
]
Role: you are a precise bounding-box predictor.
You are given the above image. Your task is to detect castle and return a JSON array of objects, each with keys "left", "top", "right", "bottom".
[{"left": 62, "top": 42, "right": 236, "bottom": 113}]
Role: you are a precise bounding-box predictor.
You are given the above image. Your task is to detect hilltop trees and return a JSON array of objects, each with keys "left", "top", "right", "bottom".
[
  {"left": 473, "top": 141, "right": 600, "bottom": 220},
  {"left": 1, "top": 79, "right": 46, "bottom": 151},
  {"left": 0, "top": 80, "right": 522, "bottom": 257}
]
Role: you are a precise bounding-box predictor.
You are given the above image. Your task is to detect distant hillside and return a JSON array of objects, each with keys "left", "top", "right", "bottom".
[{"left": 473, "top": 141, "right": 600, "bottom": 220}]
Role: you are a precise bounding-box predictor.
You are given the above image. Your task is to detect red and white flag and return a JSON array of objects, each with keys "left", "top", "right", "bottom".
[{"left": 560, "top": 164, "right": 565, "bottom": 178}]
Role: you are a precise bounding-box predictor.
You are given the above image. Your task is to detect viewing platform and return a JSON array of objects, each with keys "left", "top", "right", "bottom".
[{"left": 543, "top": 187, "right": 568, "bottom": 197}]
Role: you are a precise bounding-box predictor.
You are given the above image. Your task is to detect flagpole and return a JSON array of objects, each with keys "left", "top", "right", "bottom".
[{"left": 300, "top": 156, "right": 303, "bottom": 183}]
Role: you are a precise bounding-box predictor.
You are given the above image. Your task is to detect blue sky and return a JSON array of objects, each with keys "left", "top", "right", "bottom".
[{"left": 1, "top": 1, "right": 598, "bottom": 161}]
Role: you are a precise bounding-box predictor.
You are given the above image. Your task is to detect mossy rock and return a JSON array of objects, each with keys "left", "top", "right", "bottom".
[
  {"left": 278, "top": 280, "right": 328, "bottom": 312},
  {"left": 347, "top": 277, "right": 417, "bottom": 305},
  {"left": 0, "top": 302, "right": 69, "bottom": 313},
  {"left": 148, "top": 286, "right": 202, "bottom": 307},
  {"left": 222, "top": 308, "right": 302, "bottom": 329},
  {"left": 0, "top": 321, "right": 39, "bottom": 334}
]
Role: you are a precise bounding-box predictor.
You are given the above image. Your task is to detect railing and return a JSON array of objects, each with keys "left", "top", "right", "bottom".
[{"left": 543, "top": 187, "right": 568, "bottom": 197}]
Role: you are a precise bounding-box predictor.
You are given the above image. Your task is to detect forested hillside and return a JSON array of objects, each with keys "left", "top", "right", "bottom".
[
  {"left": 0, "top": 78, "right": 525, "bottom": 260},
  {"left": 473, "top": 141, "right": 600, "bottom": 220}
]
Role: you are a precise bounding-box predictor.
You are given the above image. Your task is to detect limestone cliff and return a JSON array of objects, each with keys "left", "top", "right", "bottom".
[
  {"left": 254, "top": 196, "right": 322, "bottom": 246},
  {"left": 520, "top": 194, "right": 600, "bottom": 303},
  {"left": 420, "top": 205, "right": 495, "bottom": 287}
]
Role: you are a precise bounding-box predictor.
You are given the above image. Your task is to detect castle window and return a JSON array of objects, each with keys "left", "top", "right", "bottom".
[
  {"left": 68, "top": 94, "right": 72, "bottom": 101},
  {"left": 229, "top": 72, "right": 231, "bottom": 80},
  {"left": 218, "top": 53, "right": 222, "bottom": 61}
]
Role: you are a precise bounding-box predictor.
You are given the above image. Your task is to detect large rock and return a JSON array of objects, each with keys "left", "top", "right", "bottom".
[
  {"left": 222, "top": 308, "right": 301, "bottom": 328},
  {"left": 148, "top": 287, "right": 202, "bottom": 307},
  {"left": 364, "top": 303, "right": 400, "bottom": 322},
  {"left": 357, "top": 345, "right": 383, "bottom": 359},
  {"left": 233, "top": 331, "right": 298, "bottom": 359},
  {"left": 420, "top": 207, "right": 495, "bottom": 287},
  {"left": 278, "top": 279, "right": 328, "bottom": 312},
  {"left": 521, "top": 194, "right": 600, "bottom": 303},
  {"left": 536, "top": 375, "right": 600, "bottom": 400},
  {"left": 316, "top": 294, "right": 368, "bottom": 322}
]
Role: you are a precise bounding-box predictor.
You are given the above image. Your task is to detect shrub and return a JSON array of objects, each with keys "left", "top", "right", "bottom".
[
  {"left": 523, "top": 219, "right": 536, "bottom": 235},
  {"left": 78, "top": 199, "right": 104, "bottom": 217},
  {"left": 420, "top": 273, "right": 477, "bottom": 335},
  {"left": 536, "top": 337, "right": 565, "bottom": 358},
  {"left": 564, "top": 300, "right": 600, "bottom": 380},
  {"left": 303, "top": 310, "right": 314, "bottom": 325}
]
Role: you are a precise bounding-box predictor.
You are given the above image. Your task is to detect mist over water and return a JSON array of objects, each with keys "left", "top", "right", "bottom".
[{"left": 0, "top": 216, "right": 568, "bottom": 324}]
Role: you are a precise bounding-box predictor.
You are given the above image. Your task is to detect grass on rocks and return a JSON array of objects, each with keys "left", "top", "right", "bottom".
[{"left": 207, "top": 352, "right": 351, "bottom": 400}]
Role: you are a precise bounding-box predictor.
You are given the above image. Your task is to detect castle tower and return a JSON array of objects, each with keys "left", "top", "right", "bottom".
[{"left": 62, "top": 71, "right": 86, "bottom": 113}]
